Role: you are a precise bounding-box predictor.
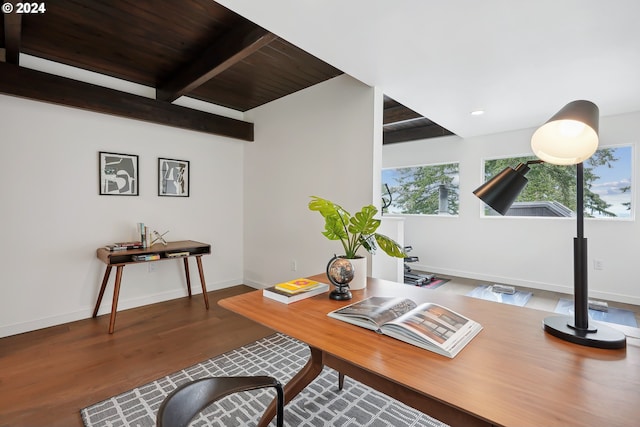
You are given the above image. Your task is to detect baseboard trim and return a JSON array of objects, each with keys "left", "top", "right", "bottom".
[
  {"left": 0, "top": 279, "right": 241, "bottom": 339},
  {"left": 242, "top": 279, "right": 265, "bottom": 289},
  {"left": 413, "top": 264, "right": 640, "bottom": 306}
]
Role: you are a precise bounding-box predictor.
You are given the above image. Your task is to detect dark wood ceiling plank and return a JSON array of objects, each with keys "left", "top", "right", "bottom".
[
  {"left": 21, "top": 0, "right": 239, "bottom": 87},
  {"left": 0, "top": 62, "right": 253, "bottom": 141},
  {"left": 157, "top": 22, "right": 278, "bottom": 102},
  {"left": 190, "top": 39, "right": 343, "bottom": 111},
  {"left": 3, "top": 9, "right": 22, "bottom": 64},
  {"left": 384, "top": 124, "right": 454, "bottom": 144},
  {"left": 384, "top": 117, "right": 434, "bottom": 132},
  {"left": 382, "top": 95, "right": 455, "bottom": 142},
  {"left": 384, "top": 104, "right": 423, "bottom": 125}
]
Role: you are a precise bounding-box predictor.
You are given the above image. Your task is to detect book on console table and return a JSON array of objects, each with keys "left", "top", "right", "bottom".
[
  {"left": 105, "top": 241, "right": 144, "bottom": 251},
  {"left": 263, "top": 278, "right": 330, "bottom": 304},
  {"left": 328, "top": 296, "right": 483, "bottom": 358}
]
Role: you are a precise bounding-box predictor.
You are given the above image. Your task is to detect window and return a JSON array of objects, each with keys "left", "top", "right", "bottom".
[
  {"left": 382, "top": 163, "right": 459, "bottom": 215},
  {"left": 482, "top": 145, "right": 632, "bottom": 218}
]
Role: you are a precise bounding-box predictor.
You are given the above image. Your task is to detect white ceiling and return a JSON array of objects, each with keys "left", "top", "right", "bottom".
[{"left": 217, "top": 0, "right": 640, "bottom": 138}]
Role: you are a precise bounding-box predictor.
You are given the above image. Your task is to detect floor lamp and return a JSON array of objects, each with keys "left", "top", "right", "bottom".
[{"left": 473, "top": 100, "right": 626, "bottom": 349}]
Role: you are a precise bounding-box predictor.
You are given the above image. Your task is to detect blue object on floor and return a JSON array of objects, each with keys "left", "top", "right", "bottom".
[
  {"left": 466, "top": 285, "right": 532, "bottom": 307},
  {"left": 554, "top": 298, "right": 638, "bottom": 328}
]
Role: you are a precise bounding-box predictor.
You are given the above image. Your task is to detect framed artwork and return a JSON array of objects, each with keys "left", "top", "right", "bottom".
[
  {"left": 99, "top": 152, "right": 139, "bottom": 196},
  {"left": 158, "top": 157, "right": 190, "bottom": 197}
]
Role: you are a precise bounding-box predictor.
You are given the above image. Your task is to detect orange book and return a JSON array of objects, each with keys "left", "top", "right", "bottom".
[{"left": 275, "top": 278, "right": 321, "bottom": 294}]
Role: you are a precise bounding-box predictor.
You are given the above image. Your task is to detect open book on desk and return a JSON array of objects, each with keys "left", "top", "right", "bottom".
[{"left": 328, "top": 296, "right": 483, "bottom": 358}]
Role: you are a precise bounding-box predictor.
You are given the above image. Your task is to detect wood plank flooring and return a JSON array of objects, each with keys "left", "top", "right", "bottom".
[
  {"left": 0, "top": 286, "right": 273, "bottom": 427},
  {"left": 2, "top": 279, "right": 638, "bottom": 427}
]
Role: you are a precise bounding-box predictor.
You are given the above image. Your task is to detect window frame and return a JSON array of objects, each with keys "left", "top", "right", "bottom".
[
  {"left": 478, "top": 144, "right": 634, "bottom": 221},
  {"left": 382, "top": 161, "right": 460, "bottom": 217}
]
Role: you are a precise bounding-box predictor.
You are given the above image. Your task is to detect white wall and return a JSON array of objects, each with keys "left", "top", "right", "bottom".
[
  {"left": 0, "top": 94, "right": 246, "bottom": 337},
  {"left": 383, "top": 111, "right": 640, "bottom": 305},
  {"left": 10, "top": 66, "right": 636, "bottom": 338},
  {"left": 243, "top": 75, "right": 378, "bottom": 286}
]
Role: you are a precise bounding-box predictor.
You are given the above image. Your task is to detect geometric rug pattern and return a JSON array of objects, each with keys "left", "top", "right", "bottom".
[
  {"left": 81, "top": 333, "right": 449, "bottom": 427},
  {"left": 466, "top": 284, "right": 533, "bottom": 307},
  {"left": 554, "top": 298, "right": 638, "bottom": 328}
]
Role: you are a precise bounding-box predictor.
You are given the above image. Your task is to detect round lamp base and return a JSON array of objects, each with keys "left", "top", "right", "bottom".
[{"left": 543, "top": 315, "right": 626, "bottom": 349}]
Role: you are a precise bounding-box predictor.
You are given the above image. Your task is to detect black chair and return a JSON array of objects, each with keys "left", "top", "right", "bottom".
[{"left": 156, "top": 376, "right": 284, "bottom": 427}]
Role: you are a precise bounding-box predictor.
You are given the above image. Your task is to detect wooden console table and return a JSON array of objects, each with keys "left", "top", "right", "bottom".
[{"left": 93, "top": 240, "right": 211, "bottom": 333}]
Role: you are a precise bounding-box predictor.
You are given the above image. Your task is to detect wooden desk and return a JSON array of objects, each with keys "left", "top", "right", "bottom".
[
  {"left": 94, "top": 240, "right": 211, "bottom": 333},
  {"left": 219, "top": 274, "right": 640, "bottom": 427}
]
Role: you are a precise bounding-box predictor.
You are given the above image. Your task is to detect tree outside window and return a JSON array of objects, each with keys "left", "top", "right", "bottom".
[
  {"left": 382, "top": 163, "right": 459, "bottom": 215},
  {"left": 483, "top": 146, "right": 632, "bottom": 218}
]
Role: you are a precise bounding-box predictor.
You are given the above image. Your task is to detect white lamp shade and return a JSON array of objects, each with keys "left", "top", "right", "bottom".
[{"left": 531, "top": 100, "right": 599, "bottom": 165}]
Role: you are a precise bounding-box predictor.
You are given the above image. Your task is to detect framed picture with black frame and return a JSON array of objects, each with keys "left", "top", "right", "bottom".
[
  {"left": 158, "top": 157, "right": 190, "bottom": 197},
  {"left": 99, "top": 151, "right": 139, "bottom": 196}
]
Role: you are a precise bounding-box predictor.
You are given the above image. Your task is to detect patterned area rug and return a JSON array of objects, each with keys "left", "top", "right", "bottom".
[
  {"left": 466, "top": 285, "right": 532, "bottom": 307},
  {"left": 81, "top": 333, "right": 448, "bottom": 427}
]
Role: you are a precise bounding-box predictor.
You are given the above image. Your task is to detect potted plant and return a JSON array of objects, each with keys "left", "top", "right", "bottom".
[{"left": 308, "top": 196, "right": 406, "bottom": 289}]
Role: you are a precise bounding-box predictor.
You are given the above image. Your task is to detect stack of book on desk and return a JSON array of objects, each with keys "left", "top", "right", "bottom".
[
  {"left": 105, "top": 241, "right": 144, "bottom": 251},
  {"left": 263, "top": 278, "right": 330, "bottom": 304}
]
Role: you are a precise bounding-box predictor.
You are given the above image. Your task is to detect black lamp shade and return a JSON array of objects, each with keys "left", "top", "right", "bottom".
[{"left": 473, "top": 163, "right": 530, "bottom": 215}]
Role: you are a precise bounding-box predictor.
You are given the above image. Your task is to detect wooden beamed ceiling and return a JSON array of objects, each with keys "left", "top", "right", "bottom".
[
  {"left": 0, "top": 0, "right": 451, "bottom": 143},
  {"left": 383, "top": 96, "right": 454, "bottom": 144},
  {"left": 0, "top": 0, "right": 343, "bottom": 141},
  {"left": 155, "top": 22, "right": 278, "bottom": 103}
]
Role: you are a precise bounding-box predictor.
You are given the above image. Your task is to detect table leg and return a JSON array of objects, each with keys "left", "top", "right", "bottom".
[
  {"left": 93, "top": 265, "right": 112, "bottom": 317},
  {"left": 258, "top": 346, "right": 324, "bottom": 427},
  {"left": 195, "top": 255, "right": 209, "bottom": 309},
  {"left": 108, "top": 266, "right": 124, "bottom": 334},
  {"left": 183, "top": 257, "right": 192, "bottom": 297}
]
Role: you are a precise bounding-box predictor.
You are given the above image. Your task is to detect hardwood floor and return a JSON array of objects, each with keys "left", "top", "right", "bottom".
[
  {"left": 0, "top": 286, "right": 273, "bottom": 427},
  {"left": 2, "top": 279, "right": 638, "bottom": 427}
]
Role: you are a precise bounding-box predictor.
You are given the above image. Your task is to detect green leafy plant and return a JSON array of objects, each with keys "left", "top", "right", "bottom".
[{"left": 308, "top": 196, "right": 406, "bottom": 259}]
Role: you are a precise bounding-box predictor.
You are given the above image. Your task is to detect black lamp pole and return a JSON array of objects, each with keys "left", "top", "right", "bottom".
[
  {"left": 574, "top": 162, "right": 589, "bottom": 331},
  {"left": 541, "top": 163, "right": 625, "bottom": 348}
]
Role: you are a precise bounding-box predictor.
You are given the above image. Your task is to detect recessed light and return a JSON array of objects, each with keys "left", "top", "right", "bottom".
[{"left": 471, "top": 110, "right": 485, "bottom": 116}]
